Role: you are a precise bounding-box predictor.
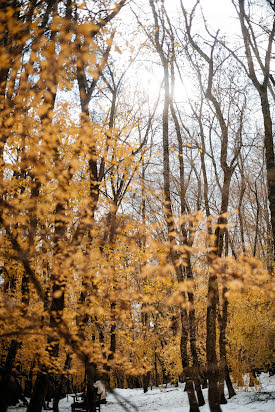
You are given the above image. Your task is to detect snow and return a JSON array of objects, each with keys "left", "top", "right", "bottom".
[{"left": 8, "top": 373, "right": 275, "bottom": 412}]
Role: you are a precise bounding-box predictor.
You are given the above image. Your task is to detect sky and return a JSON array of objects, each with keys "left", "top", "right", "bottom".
[
  {"left": 123, "top": 0, "right": 244, "bottom": 105},
  {"left": 163, "top": 0, "right": 240, "bottom": 36},
  {"left": 55, "top": 0, "right": 256, "bottom": 121}
]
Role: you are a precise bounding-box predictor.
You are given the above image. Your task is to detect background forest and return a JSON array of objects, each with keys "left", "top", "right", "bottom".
[{"left": 0, "top": 1, "right": 274, "bottom": 412}]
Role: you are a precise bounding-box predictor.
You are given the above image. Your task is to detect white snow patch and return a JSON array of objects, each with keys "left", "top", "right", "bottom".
[{"left": 8, "top": 373, "right": 275, "bottom": 411}]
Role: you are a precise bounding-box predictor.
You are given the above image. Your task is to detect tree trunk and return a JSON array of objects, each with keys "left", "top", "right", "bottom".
[
  {"left": 225, "top": 369, "right": 236, "bottom": 399},
  {"left": 206, "top": 273, "right": 222, "bottom": 412},
  {"left": 218, "top": 287, "right": 236, "bottom": 402},
  {"left": 154, "top": 352, "right": 159, "bottom": 387},
  {"left": 260, "top": 90, "right": 275, "bottom": 261},
  {"left": 180, "top": 308, "right": 200, "bottom": 412},
  {"left": 86, "top": 363, "right": 97, "bottom": 412},
  {"left": 143, "top": 371, "right": 150, "bottom": 393},
  {"left": 27, "top": 371, "right": 49, "bottom": 412}
]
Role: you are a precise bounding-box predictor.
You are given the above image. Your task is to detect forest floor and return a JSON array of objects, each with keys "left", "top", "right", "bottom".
[{"left": 8, "top": 373, "right": 275, "bottom": 412}]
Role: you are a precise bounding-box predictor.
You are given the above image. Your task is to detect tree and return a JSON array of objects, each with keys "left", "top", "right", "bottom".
[
  {"left": 0, "top": 2, "right": 127, "bottom": 412},
  {"left": 225, "top": 0, "right": 275, "bottom": 261}
]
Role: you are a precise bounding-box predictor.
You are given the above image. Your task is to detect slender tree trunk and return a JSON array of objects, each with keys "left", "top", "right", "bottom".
[
  {"left": 25, "top": 358, "right": 36, "bottom": 397},
  {"left": 27, "top": 370, "right": 49, "bottom": 412},
  {"left": 206, "top": 271, "right": 222, "bottom": 412},
  {"left": 260, "top": 90, "right": 275, "bottom": 261},
  {"left": 143, "top": 372, "right": 150, "bottom": 394},
  {"left": 0, "top": 340, "right": 22, "bottom": 411},
  {"left": 180, "top": 308, "right": 200, "bottom": 412},
  {"left": 218, "top": 286, "right": 236, "bottom": 402},
  {"left": 86, "top": 363, "right": 97, "bottom": 412},
  {"left": 215, "top": 172, "right": 235, "bottom": 404},
  {"left": 187, "top": 284, "right": 205, "bottom": 405},
  {"left": 154, "top": 351, "right": 159, "bottom": 387}
]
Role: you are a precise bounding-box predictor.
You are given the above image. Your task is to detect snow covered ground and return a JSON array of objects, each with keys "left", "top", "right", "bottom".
[{"left": 8, "top": 373, "right": 275, "bottom": 412}]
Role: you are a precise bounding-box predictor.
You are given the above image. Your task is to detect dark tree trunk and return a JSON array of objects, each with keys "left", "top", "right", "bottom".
[
  {"left": 86, "top": 363, "right": 97, "bottom": 412},
  {"left": 27, "top": 371, "right": 49, "bottom": 412},
  {"left": 109, "top": 302, "right": 116, "bottom": 359},
  {"left": 181, "top": 310, "right": 200, "bottom": 412},
  {"left": 52, "top": 355, "right": 72, "bottom": 412},
  {"left": 5, "top": 340, "right": 20, "bottom": 377},
  {"left": 206, "top": 273, "right": 222, "bottom": 412},
  {"left": 1, "top": 331, "right": 22, "bottom": 411},
  {"left": 187, "top": 261, "right": 205, "bottom": 407},
  {"left": 225, "top": 369, "right": 236, "bottom": 398},
  {"left": 154, "top": 352, "right": 159, "bottom": 387},
  {"left": 143, "top": 371, "right": 150, "bottom": 393},
  {"left": 0, "top": 340, "right": 20, "bottom": 412},
  {"left": 24, "top": 359, "right": 36, "bottom": 397},
  {"left": 218, "top": 287, "right": 236, "bottom": 402},
  {"left": 260, "top": 90, "right": 275, "bottom": 261}
]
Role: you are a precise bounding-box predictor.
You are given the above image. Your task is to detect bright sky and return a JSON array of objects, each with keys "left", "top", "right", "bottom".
[
  {"left": 58, "top": 0, "right": 244, "bottom": 119},
  {"left": 132, "top": 0, "right": 243, "bottom": 104},
  {"left": 165, "top": 0, "right": 239, "bottom": 35}
]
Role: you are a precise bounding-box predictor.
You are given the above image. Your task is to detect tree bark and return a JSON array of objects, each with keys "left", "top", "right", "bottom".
[{"left": 27, "top": 370, "right": 49, "bottom": 412}]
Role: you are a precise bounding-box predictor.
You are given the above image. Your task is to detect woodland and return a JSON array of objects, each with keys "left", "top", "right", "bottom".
[{"left": 0, "top": 1, "right": 274, "bottom": 412}]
